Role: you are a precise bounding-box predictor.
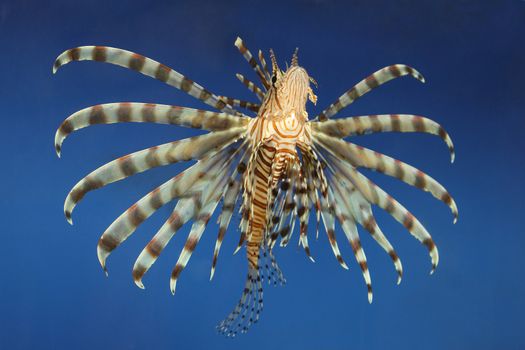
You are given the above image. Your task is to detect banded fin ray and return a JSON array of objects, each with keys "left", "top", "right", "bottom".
[
  {"left": 234, "top": 37, "right": 270, "bottom": 90},
  {"left": 313, "top": 131, "right": 458, "bottom": 223},
  {"left": 132, "top": 193, "right": 199, "bottom": 288},
  {"left": 210, "top": 150, "right": 251, "bottom": 280},
  {"left": 55, "top": 102, "right": 250, "bottom": 156},
  {"left": 331, "top": 171, "right": 403, "bottom": 285},
  {"left": 310, "top": 114, "right": 455, "bottom": 162},
  {"left": 64, "top": 127, "right": 245, "bottom": 223},
  {"left": 315, "top": 144, "right": 439, "bottom": 274},
  {"left": 315, "top": 64, "right": 425, "bottom": 121},
  {"left": 218, "top": 96, "right": 260, "bottom": 113},
  {"left": 133, "top": 141, "right": 248, "bottom": 287},
  {"left": 318, "top": 186, "right": 349, "bottom": 270},
  {"left": 53, "top": 45, "right": 242, "bottom": 116},
  {"left": 258, "top": 50, "right": 271, "bottom": 81},
  {"left": 97, "top": 151, "right": 231, "bottom": 272},
  {"left": 236, "top": 73, "right": 265, "bottom": 101},
  {"left": 329, "top": 182, "right": 373, "bottom": 303},
  {"left": 170, "top": 166, "right": 232, "bottom": 294}
]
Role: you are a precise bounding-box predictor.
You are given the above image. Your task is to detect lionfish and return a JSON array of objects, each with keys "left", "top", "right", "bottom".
[{"left": 53, "top": 37, "right": 457, "bottom": 336}]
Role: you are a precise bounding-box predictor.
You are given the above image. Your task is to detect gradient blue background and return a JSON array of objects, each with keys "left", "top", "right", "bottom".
[{"left": 1, "top": 1, "right": 524, "bottom": 349}]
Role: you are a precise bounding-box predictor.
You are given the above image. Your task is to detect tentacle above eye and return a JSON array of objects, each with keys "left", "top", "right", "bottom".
[
  {"left": 55, "top": 102, "right": 251, "bottom": 156},
  {"left": 64, "top": 127, "right": 244, "bottom": 224},
  {"left": 315, "top": 64, "right": 425, "bottom": 121},
  {"left": 310, "top": 114, "right": 455, "bottom": 162},
  {"left": 313, "top": 132, "right": 458, "bottom": 223},
  {"left": 53, "top": 45, "right": 241, "bottom": 116}
]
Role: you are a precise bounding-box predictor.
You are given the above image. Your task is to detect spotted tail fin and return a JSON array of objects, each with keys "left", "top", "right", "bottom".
[{"left": 216, "top": 266, "right": 263, "bottom": 337}]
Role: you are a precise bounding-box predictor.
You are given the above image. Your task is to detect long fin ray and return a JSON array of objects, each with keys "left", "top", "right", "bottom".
[
  {"left": 310, "top": 114, "right": 455, "bottom": 162},
  {"left": 313, "top": 132, "right": 458, "bottom": 223},
  {"left": 97, "top": 151, "right": 231, "bottom": 272},
  {"left": 313, "top": 142, "right": 439, "bottom": 274},
  {"left": 53, "top": 46, "right": 244, "bottom": 116},
  {"left": 234, "top": 37, "right": 270, "bottom": 90},
  {"left": 55, "top": 103, "right": 250, "bottom": 157},
  {"left": 315, "top": 64, "right": 424, "bottom": 121},
  {"left": 64, "top": 127, "right": 245, "bottom": 223}
]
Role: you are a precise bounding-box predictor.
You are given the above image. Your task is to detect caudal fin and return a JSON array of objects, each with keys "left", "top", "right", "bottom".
[
  {"left": 260, "top": 246, "right": 286, "bottom": 286},
  {"left": 216, "top": 268, "right": 263, "bottom": 337}
]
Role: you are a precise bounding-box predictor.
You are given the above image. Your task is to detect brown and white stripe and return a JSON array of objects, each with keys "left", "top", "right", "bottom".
[
  {"left": 332, "top": 176, "right": 403, "bottom": 284},
  {"left": 53, "top": 46, "right": 241, "bottom": 116},
  {"left": 218, "top": 96, "right": 260, "bottom": 113},
  {"left": 299, "top": 145, "right": 324, "bottom": 242},
  {"left": 64, "top": 127, "right": 245, "bottom": 223},
  {"left": 210, "top": 178, "right": 241, "bottom": 280},
  {"left": 55, "top": 103, "right": 250, "bottom": 156},
  {"left": 330, "top": 183, "right": 373, "bottom": 303},
  {"left": 311, "top": 114, "right": 455, "bottom": 162},
  {"left": 318, "top": 190, "right": 349, "bottom": 270},
  {"left": 324, "top": 151, "right": 439, "bottom": 273},
  {"left": 170, "top": 168, "right": 231, "bottom": 294},
  {"left": 313, "top": 131, "right": 458, "bottom": 223},
  {"left": 357, "top": 204, "right": 403, "bottom": 285},
  {"left": 234, "top": 37, "right": 270, "bottom": 90},
  {"left": 97, "top": 151, "right": 230, "bottom": 272},
  {"left": 277, "top": 167, "right": 299, "bottom": 247},
  {"left": 258, "top": 49, "right": 271, "bottom": 81},
  {"left": 55, "top": 37, "right": 457, "bottom": 335},
  {"left": 210, "top": 149, "right": 251, "bottom": 277},
  {"left": 296, "top": 173, "right": 315, "bottom": 262},
  {"left": 217, "top": 269, "right": 263, "bottom": 337},
  {"left": 311, "top": 146, "right": 374, "bottom": 301},
  {"left": 315, "top": 64, "right": 425, "bottom": 121},
  {"left": 236, "top": 73, "right": 265, "bottom": 101},
  {"left": 270, "top": 162, "right": 297, "bottom": 247},
  {"left": 133, "top": 143, "right": 248, "bottom": 288},
  {"left": 132, "top": 193, "right": 199, "bottom": 288}
]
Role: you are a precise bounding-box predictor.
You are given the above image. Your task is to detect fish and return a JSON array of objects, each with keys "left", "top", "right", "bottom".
[{"left": 53, "top": 37, "right": 457, "bottom": 337}]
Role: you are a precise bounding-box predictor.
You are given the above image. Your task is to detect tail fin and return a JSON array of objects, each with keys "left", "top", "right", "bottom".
[
  {"left": 216, "top": 245, "right": 285, "bottom": 337},
  {"left": 216, "top": 267, "right": 263, "bottom": 337},
  {"left": 260, "top": 246, "right": 286, "bottom": 286}
]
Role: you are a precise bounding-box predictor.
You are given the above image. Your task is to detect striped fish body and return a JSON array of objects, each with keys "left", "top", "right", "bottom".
[{"left": 244, "top": 113, "right": 310, "bottom": 267}]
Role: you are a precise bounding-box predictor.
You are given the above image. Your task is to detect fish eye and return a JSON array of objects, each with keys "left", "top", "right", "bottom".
[{"left": 271, "top": 75, "right": 277, "bottom": 83}]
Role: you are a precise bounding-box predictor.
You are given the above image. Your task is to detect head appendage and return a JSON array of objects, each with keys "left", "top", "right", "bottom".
[
  {"left": 291, "top": 47, "right": 299, "bottom": 67},
  {"left": 269, "top": 49, "right": 280, "bottom": 74},
  {"left": 309, "top": 76, "right": 318, "bottom": 88}
]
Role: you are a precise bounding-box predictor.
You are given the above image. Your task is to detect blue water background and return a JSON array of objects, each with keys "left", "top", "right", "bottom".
[{"left": 1, "top": 1, "right": 524, "bottom": 349}]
